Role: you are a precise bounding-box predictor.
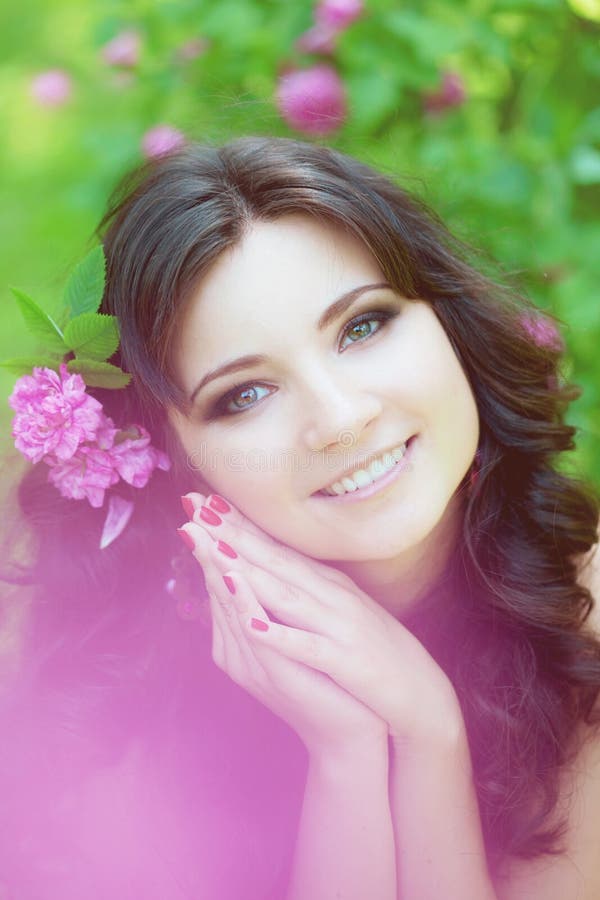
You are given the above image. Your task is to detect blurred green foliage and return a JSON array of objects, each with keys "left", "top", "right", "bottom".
[{"left": 1, "top": 0, "right": 599, "bottom": 486}]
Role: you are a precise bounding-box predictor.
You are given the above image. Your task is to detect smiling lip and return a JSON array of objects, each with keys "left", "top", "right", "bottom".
[{"left": 312, "top": 435, "right": 418, "bottom": 503}]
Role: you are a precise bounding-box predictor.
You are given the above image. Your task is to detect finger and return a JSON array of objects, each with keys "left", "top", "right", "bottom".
[
  {"left": 181, "top": 519, "right": 330, "bottom": 633},
  {"left": 219, "top": 568, "right": 284, "bottom": 672},
  {"left": 199, "top": 531, "right": 270, "bottom": 681},
  {"left": 208, "top": 591, "right": 227, "bottom": 670},
  {"left": 185, "top": 494, "right": 355, "bottom": 593},
  {"left": 182, "top": 491, "right": 267, "bottom": 541},
  {"left": 239, "top": 594, "right": 335, "bottom": 678},
  {"left": 239, "top": 587, "right": 377, "bottom": 711},
  {"left": 236, "top": 562, "right": 342, "bottom": 637},
  {"left": 185, "top": 511, "right": 371, "bottom": 613}
]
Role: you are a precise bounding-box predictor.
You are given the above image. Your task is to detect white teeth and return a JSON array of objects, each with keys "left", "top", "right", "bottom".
[{"left": 321, "top": 442, "right": 408, "bottom": 496}]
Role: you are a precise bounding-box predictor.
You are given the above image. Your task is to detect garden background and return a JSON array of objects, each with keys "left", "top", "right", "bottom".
[{"left": 1, "top": 0, "right": 599, "bottom": 489}]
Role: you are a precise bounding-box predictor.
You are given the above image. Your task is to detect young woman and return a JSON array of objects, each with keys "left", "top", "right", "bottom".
[{"left": 1, "top": 135, "right": 599, "bottom": 900}]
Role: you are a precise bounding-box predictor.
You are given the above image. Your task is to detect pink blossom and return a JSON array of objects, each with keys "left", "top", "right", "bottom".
[
  {"left": 423, "top": 71, "right": 467, "bottom": 115},
  {"left": 101, "top": 29, "right": 141, "bottom": 68},
  {"left": 295, "top": 24, "right": 339, "bottom": 55},
  {"left": 315, "top": 0, "right": 363, "bottom": 30},
  {"left": 141, "top": 125, "right": 186, "bottom": 159},
  {"left": 9, "top": 365, "right": 104, "bottom": 465},
  {"left": 30, "top": 70, "right": 72, "bottom": 107},
  {"left": 519, "top": 314, "right": 565, "bottom": 352},
  {"left": 276, "top": 65, "right": 347, "bottom": 135},
  {"left": 46, "top": 445, "right": 120, "bottom": 508},
  {"left": 108, "top": 426, "right": 171, "bottom": 488},
  {"left": 95, "top": 413, "right": 119, "bottom": 450}
]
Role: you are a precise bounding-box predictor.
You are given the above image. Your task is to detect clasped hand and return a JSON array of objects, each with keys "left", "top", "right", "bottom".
[{"left": 178, "top": 493, "right": 463, "bottom": 758}]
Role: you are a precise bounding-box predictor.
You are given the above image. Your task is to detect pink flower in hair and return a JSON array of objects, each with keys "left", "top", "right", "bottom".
[
  {"left": 519, "top": 313, "right": 564, "bottom": 352},
  {"left": 276, "top": 65, "right": 347, "bottom": 135},
  {"left": 9, "top": 365, "right": 104, "bottom": 464},
  {"left": 46, "top": 445, "right": 120, "bottom": 508},
  {"left": 108, "top": 425, "right": 171, "bottom": 488}
]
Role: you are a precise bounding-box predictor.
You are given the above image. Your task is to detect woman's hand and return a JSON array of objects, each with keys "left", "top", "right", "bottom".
[
  {"left": 178, "top": 493, "right": 388, "bottom": 758},
  {"left": 178, "top": 492, "right": 462, "bottom": 755}
]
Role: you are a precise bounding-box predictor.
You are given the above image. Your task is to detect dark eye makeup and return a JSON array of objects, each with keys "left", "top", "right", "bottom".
[{"left": 201, "top": 306, "right": 400, "bottom": 421}]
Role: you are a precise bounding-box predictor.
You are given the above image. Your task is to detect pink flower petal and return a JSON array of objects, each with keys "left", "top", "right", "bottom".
[
  {"left": 108, "top": 426, "right": 171, "bottom": 488},
  {"left": 100, "top": 495, "right": 135, "bottom": 549},
  {"left": 46, "top": 445, "right": 120, "bottom": 508}
]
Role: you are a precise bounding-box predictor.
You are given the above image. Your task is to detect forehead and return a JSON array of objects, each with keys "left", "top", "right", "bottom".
[
  {"left": 171, "top": 214, "right": 386, "bottom": 389},
  {"left": 186, "top": 213, "right": 383, "bottom": 321}
]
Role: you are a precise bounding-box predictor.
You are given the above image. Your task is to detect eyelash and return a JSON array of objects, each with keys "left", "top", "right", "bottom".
[{"left": 205, "top": 308, "right": 399, "bottom": 420}]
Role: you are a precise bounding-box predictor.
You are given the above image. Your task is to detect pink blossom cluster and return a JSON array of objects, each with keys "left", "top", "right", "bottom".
[
  {"left": 9, "top": 365, "right": 170, "bottom": 508},
  {"left": 277, "top": 0, "right": 363, "bottom": 136}
]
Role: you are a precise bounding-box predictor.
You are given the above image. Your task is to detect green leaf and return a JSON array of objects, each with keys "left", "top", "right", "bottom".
[
  {"left": 66, "top": 358, "right": 131, "bottom": 389},
  {"left": 63, "top": 245, "right": 106, "bottom": 318},
  {"left": 63, "top": 313, "right": 120, "bottom": 361},
  {"left": 0, "top": 356, "right": 64, "bottom": 376},
  {"left": 10, "top": 288, "right": 66, "bottom": 353}
]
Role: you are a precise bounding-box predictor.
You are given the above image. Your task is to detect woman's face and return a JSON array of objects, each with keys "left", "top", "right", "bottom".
[{"left": 169, "top": 214, "right": 479, "bottom": 610}]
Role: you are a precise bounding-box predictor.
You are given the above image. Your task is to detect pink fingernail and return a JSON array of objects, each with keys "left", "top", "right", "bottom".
[
  {"left": 177, "top": 528, "right": 195, "bottom": 551},
  {"left": 251, "top": 618, "right": 269, "bottom": 632},
  {"left": 181, "top": 496, "right": 195, "bottom": 519},
  {"left": 200, "top": 506, "right": 222, "bottom": 526},
  {"left": 223, "top": 575, "right": 236, "bottom": 595},
  {"left": 217, "top": 540, "right": 237, "bottom": 559},
  {"left": 209, "top": 495, "right": 231, "bottom": 514}
]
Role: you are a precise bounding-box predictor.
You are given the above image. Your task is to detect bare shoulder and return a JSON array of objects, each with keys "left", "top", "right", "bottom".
[{"left": 493, "top": 517, "right": 600, "bottom": 900}]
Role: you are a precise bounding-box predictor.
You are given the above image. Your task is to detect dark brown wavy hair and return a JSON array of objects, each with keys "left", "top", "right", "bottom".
[{"left": 2, "top": 135, "right": 600, "bottom": 882}]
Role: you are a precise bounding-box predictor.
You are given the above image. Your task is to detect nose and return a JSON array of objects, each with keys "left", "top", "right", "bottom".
[{"left": 298, "top": 369, "right": 382, "bottom": 453}]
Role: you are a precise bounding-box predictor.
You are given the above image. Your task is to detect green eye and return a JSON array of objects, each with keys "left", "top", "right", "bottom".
[{"left": 339, "top": 310, "right": 396, "bottom": 350}]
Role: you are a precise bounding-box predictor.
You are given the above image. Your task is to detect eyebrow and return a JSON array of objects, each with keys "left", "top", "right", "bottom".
[{"left": 189, "top": 281, "right": 393, "bottom": 403}]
